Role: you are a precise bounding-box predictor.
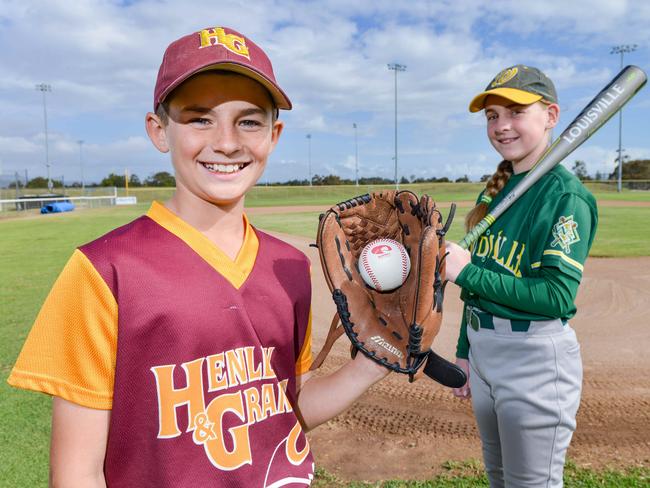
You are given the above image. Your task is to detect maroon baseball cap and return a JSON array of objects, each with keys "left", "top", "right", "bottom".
[{"left": 153, "top": 26, "right": 291, "bottom": 111}]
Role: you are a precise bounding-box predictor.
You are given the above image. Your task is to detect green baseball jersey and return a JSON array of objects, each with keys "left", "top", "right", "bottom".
[{"left": 455, "top": 165, "right": 598, "bottom": 358}]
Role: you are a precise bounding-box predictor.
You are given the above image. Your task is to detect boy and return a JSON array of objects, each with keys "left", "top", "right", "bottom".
[{"left": 8, "top": 26, "right": 387, "bottom": 487}]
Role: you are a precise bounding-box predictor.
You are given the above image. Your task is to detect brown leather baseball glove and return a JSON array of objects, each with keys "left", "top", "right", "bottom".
[{"left": 310, "top": 190, "right": 467, "bottom": 386}]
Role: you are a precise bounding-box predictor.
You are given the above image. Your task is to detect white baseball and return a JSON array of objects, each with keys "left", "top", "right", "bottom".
[{"left": 358, "top": 238, "right": 411, "bottom": 291}]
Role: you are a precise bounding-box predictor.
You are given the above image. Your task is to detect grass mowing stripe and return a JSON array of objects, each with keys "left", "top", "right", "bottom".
[
  {"left": 248, "top": 205, "right": 650, "bottom": 258},
  {"left": 247, "top": 205, "right": 470, "bottom": 241},
  {"left": 589, "top": 207, "right": 650, "bottom": 257},
  {"left": 6, "top": 184, "right": 646, "bottom": 209}
]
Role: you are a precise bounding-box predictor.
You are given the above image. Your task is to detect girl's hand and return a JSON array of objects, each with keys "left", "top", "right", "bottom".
[
  {"left": 452, "top": 358, "right": 471, "bottom": 399},
  {"left": 444, "top": 242, "right": 471, "bottom": 282}
]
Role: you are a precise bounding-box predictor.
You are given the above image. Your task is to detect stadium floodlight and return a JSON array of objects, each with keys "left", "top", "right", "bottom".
[
  {"left": 610, "top": 44, "right": 638, "bottom": 192},
  {"left": 35, "top": 83, "right": 52, "bottom": 192},
  {"left": 353, "top": 123, "right": 359, "bottom": 186},
  {"left": 78, "top": 140, "right": 85, "bottom": 192},
  {"left": 306, "top": 134, "right": 312, "bottom": 187},
  {"left": 387, "top": 63, "right": 406, "bottom": 189}
]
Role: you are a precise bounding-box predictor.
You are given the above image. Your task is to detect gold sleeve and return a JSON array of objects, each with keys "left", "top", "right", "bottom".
[
  {"left": 295, "top": 309, "right": 313, "bottom": 376},
  {"left": 7, "top": 250, "right": 118, "bottom": 409}
]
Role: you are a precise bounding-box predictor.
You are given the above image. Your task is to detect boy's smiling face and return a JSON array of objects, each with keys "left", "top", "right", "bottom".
[{"left": 147, "top": 72, "right": 282, "bottom": 208}]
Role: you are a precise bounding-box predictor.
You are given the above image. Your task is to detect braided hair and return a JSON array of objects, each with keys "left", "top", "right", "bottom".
[{"left": 465, "top": 160, "right": 513, "bottom": 232}]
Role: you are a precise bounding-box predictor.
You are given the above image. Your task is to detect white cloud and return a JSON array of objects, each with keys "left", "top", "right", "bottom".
[
  {"left": 0, "top": 0, "right": 648, "bottom": 184},
  {"left": 0, "top": 135, "right": 40, "bottom": 153}
]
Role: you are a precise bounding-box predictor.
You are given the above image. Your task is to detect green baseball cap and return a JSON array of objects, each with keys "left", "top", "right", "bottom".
[{"left": 469, "top": 64, "right": 558, "bottom": 112}]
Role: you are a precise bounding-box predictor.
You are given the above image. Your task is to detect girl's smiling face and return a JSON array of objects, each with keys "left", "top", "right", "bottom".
[{"left": 484, "top": 95, "right": 559, "bottom": 173}]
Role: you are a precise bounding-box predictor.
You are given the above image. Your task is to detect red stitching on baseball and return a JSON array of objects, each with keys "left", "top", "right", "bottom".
[
  {"left": 399, "top": 244, "right": 409, "bottom": 282},
  {"left": 362, "top": 247, "right": 382, "bottom": 290},
  {"left": 379, "top": 238, "right": 408, "bottom": 284}
]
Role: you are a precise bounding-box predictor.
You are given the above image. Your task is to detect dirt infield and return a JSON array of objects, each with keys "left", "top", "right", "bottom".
[{"left": 273, "top": 232, "right": 650, "bottom": 482}]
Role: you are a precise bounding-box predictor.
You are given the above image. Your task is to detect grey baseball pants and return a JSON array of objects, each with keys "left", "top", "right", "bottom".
[{"left": 467, "top": 314, "right": 582, "bottom": 488}]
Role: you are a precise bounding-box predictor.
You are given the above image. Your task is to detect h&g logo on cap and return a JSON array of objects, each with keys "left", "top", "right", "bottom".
[{"left": 199, "top": 27, "right": 250, "bottom": 60}]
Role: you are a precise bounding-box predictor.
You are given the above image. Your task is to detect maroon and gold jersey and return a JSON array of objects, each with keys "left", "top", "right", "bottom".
[{"left": 9, "top": 202, "right": 315, "bottom": 487}]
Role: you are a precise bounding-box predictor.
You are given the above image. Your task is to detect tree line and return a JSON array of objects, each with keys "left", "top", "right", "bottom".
[
  {"left": 6, "top": 160, "right": 650, "bottom": 189},
  {"left": 572, "top": 159, "right": 650, "bottom": 189},
  {"left": 270, "top": 173, "right": 472, "bottom": 186},
  {"left": 10, "top": 171, "right": 177, "bottom": 189}
]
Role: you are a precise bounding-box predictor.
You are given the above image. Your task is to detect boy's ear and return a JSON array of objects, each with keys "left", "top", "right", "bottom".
[
  {"left": 268, "top": 119, "right": 284, "bottom": 153},
  {"left": 546, "top": 103, "right": 560, "bottom": 129},
  {"left": 145, "top": 112, "right": 169, "bottom": 153}
]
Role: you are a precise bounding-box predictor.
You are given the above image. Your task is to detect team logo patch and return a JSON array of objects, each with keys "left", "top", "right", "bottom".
[
  {"left": 551, "top": 215, "right": 580, "bottom": 254},
  {"left": 199, "top": 27, "right": 250, "bottom": 59},
  {"left": 491, "top": 67, "right": 518, "bottom": 87}
]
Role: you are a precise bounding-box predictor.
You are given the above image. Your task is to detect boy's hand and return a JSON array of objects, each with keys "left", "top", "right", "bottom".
[{"left": 352, "top": 351, "right": 392, "bottom": 383}]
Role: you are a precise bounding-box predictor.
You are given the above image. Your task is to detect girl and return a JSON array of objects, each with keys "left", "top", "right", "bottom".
[{"left": 445, "top": 65, "right": 598, "bottom": 488}]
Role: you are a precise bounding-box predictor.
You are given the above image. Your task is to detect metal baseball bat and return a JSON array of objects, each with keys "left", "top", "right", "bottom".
[{"left": 459, "top": 65, "right": 647, "bottom": 250}]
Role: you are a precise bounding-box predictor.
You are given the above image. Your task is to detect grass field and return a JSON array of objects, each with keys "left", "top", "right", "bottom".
[
  {"left": 1, "top": 194, "right": 649, "bottom": 486},
  {"left": 247, "top": 204, "right": 650, "bottom": 257},
  {"left": 3, "top": 181, "right": 650, "bottom": 210},
  {"left": 312, "top": 461, "right": 650, "bottom": 487}
]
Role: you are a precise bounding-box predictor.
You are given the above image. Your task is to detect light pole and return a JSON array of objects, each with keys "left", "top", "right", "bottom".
[
  {"left": 306, "top": 134, "right": 312, "bottom": 186},
  {"left": 35, "top": 83, "right": 52, "bottom": 192},
  {"left": 353, "top": 123, "right": 359, "bottom": 186},
  {"left": 387, "top": 63, "right": 406, "bottom": 189},
  {"left": 610, "top": 44, "right": 637, "bottom": 192},
  {"left": 78, "top": 140, "right": 85, "bottom": 193}
]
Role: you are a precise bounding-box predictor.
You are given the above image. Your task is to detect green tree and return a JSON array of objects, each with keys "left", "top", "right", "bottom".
[
  {"left": 358, "top": 176, "right": 393, "bottom": 185},
  {"left": 609, "top": 154, "right": 630, "bottom": 180},
  {"left": 610, "top": 159, "right": 650, "bottom": 189},
  {"left": 101, "top": 173, "right": 126, "bottom": 187},
  {"left": 26, "top": 176, "right": 63, "bottom": 189},
  {"left": 572, "top": 160, "right": 589, "bottom": 180},
  {"left": 145, "top": 171, "right": 176, "bottom": 187}
]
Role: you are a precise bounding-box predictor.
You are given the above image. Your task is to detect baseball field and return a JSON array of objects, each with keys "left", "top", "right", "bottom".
[{"left": 1, "top": 184, "right": 649, "bottom": 486}]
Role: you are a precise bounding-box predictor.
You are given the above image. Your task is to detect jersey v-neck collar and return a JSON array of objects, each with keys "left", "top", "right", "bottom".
[{"left": 146, "top": 201, "right": 259, "bottom": 289}]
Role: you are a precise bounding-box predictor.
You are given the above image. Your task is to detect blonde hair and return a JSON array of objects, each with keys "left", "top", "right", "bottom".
[{"left": 465, "top": 160, "right": 513, "bottom": 231}]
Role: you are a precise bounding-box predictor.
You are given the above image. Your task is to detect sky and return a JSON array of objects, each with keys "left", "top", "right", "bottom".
[{"left": 0, "top": 0, "right": 649, "bottom": 185}]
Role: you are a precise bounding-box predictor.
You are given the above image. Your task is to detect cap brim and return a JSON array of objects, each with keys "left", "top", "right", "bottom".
[
  {"left": 469, "top": 88, "right": 542, "bottom": 112},
  {"left": 158, "top": 62, "right": 292, "bottom": 111},
  {"left": 197, "top": 63, "right": 292, "bottom": 110}
]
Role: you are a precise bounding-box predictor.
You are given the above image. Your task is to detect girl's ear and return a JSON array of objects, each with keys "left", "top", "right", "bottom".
[
  {"left": 145, "top": 113, "right": 169, "bottom": 153},
  {"left": 546, "top": 103, "right": 560, "bottom": 129}
]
